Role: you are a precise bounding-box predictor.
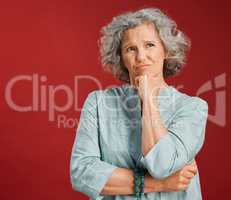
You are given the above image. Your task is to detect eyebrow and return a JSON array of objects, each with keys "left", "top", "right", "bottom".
[
  {"left": 122, "top": 40, "right": 156, "bottom": 49},
  {"left": 121, "top": 43, "right": 131, "bottom": 50}
]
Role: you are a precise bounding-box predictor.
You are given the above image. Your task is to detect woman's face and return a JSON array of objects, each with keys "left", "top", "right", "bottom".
[{"left": 121, "top": 22, "right": 167, "bottom": 86}]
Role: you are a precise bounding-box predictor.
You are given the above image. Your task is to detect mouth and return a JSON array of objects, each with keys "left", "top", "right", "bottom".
[
  {"left": 134, "top": 65, "right": 151, "bottom": 73},
  {"left": 136, "top": 64, "right": 150, "bottom": 68}
]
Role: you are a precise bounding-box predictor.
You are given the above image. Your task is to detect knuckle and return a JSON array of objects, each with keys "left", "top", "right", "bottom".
[
  {"left": 180, "top": 170, "right": 185, "bottom": 175},
  {"left": 179, "top": 177, "right": 184, "bottom": 183}
]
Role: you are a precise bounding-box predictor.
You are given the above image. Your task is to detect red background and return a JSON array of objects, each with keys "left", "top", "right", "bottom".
[{"left": 0, "top": 0, "right": 230, "bottom": 199}]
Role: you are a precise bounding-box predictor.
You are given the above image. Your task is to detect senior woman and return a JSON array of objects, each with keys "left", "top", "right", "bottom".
[{"left": 70, "top": 8, "right": 208, "bottom": 200}]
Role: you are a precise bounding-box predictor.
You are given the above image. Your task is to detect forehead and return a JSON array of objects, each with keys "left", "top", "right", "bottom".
[{"left": 122, "top": 22, "right": 159, "bottom": 43}]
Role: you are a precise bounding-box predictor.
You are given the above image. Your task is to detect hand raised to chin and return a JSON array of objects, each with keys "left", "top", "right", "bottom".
[{"left": 135, "top": 73, "right": 165, "bottom": 103}]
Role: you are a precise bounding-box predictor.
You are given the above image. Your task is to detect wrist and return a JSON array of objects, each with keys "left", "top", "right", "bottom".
[
  {"left": 160, "top": 179, "right": 168, "bottom": 191},
  {"left": 142, "top": 94, "right": 158, "bottom": 108},
  {"left": 144, "top": 174, "right": 164, "bottom": 192},
  {"left": 153, "top": 179, "right": 164, "bottom": 192},
  {"left": 142, "top": 99, "right": 159, "bottom": 120}
]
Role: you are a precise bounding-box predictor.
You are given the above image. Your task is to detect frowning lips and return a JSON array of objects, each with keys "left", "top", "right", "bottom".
[{"left": 135, "top": 64, "right": 151, "bottom": 70}]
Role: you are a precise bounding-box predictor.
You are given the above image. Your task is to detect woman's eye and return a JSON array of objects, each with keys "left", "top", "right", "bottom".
[
  {"left": 146, "top": 43, "right": 155, "bottom": 48},
  {"left": 127, "top": 47, "right": 136, "bottom": 52}
]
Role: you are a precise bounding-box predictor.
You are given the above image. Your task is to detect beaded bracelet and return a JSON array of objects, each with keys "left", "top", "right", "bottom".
[{"left": 133, "top": 168, "right": 145, "bottom": 199}]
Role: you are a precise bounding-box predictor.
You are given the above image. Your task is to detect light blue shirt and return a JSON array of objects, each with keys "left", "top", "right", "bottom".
[{"left": 70, "top": 84, "right": 208, "bottom": 200}]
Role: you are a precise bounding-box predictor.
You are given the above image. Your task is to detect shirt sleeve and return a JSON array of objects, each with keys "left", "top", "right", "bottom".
[
  {"left": 70, "top": 91, "right": 118, "bottom": 200},
  {"left": 140, "top": 97, "right": 208, "bottom": 179}
]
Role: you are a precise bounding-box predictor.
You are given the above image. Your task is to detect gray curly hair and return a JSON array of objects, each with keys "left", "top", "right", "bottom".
[{"left": 99, "top": 8, "right": 191, "bottom": 82}]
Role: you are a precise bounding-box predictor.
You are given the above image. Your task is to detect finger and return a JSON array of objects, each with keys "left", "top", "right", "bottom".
[
  {"left": 135, "top": 68, "right": 157, "bottom": 77},
  {"left": 143, "top": 75, "right": 148, "bottom": 99},
  {"left": 185, "top": 161, "right": 197, "bottom": 170},
  {"left": 135, "top": 75, "right": 148, "bottom": 86},
  {"left": 186, "top": 165, "right": 198, "bottom": 175},
  {"left": 181, "top": 165, "right": 197, "bottom": 176},
  {"left": 180, "top": 177, "right": 190, "bottom": 185},
  {"left": 135, "top": 75, "right": 142, "bottom": 87},
  {"left": 182, "top": 170, "right": 195, "bottom": 179},
  {"left": 135, "top": 75, "right": 144, "bottom": 88},
  {"left": 181, "top": 183, "right": 190, "bottom": 191}
]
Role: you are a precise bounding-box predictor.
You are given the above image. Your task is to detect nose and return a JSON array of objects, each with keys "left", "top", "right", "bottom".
[{"left": 136, "top": 48, "right": 146, "bottom": 63}]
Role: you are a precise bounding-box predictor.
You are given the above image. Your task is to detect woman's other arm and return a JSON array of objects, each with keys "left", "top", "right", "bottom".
[{"left": 101, "top": 162, "right": 197, "bottom": 195}]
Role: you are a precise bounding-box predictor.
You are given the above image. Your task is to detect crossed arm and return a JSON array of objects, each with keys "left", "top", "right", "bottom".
[
  {"left": 101, "top": 163, "right": 197, "bottom": 195},
  {"left": 70, "top": 92, "right": 208, "bottom": 199},
  {"left": 101, "top": 95, "right": 200, "bottom": 196}
]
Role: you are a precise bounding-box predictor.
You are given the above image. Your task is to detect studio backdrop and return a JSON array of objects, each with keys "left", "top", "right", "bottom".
[{"left": 0, "top": 0, "right": 229, "bottom": 200}]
